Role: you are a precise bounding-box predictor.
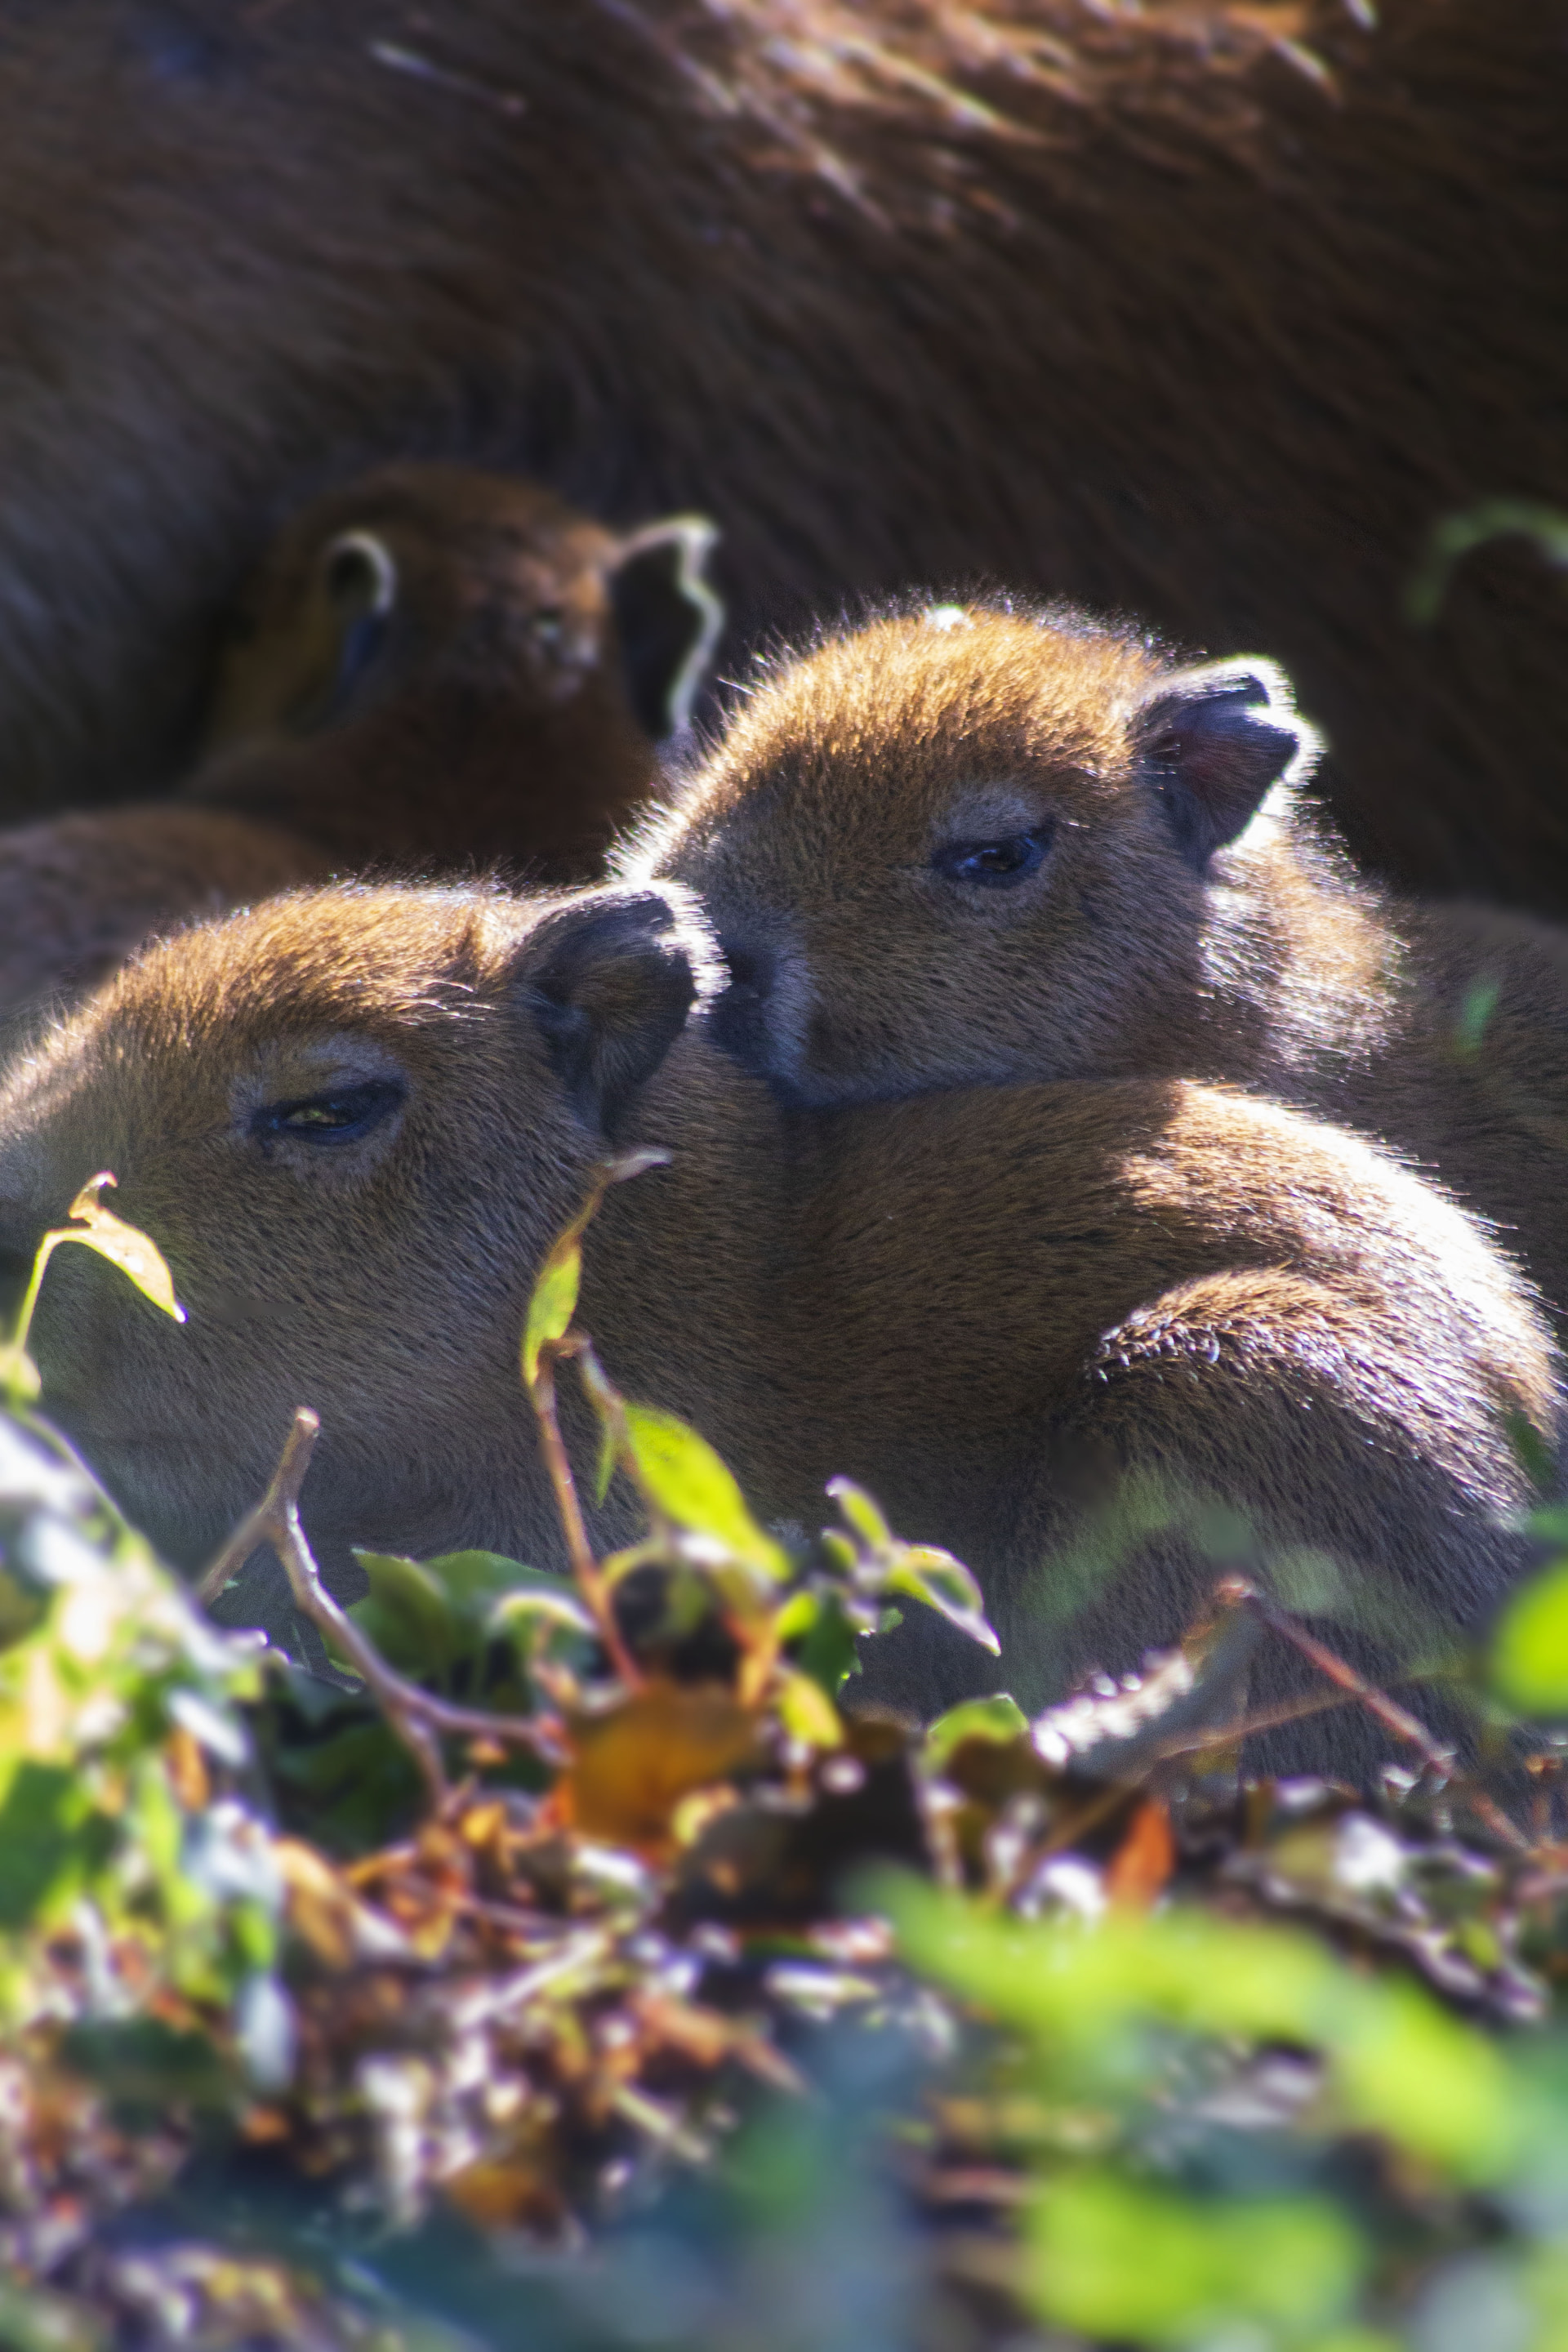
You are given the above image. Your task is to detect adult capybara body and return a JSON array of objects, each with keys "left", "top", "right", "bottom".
[
  {"left": 0, "top": 466, "right": 717, "bottom": 1017},
  {"left": 0, "top": 5, "right": 1565, "bottom": 913},
  {"left": 639, "top": 606, "right": 1568, "bottom": 1321},
  {"left": 0, "top": 883, "right": 1554, "bottom": 1757}
]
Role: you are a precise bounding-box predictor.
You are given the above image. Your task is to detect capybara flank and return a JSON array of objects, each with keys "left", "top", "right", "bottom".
[
  {"left": 0, "top": 880, "right": 1555, "bottom": 1766},
  {"left": 635, "top": 604, "right": 1568, "bottom": 1322},
  {"left": 0, "top": 466, "right": 718, "bottom": 1017}
]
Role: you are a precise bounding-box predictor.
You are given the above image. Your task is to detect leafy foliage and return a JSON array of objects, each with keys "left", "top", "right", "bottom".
[{"left": 10, "top": 1169, "right": 1568, "bottom": 2348}]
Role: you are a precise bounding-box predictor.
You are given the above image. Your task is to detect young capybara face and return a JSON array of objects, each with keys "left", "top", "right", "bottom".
[
  {"left": 634, "top": 606, "right": 1322, "bottom": 1106},
  {"left": 203, "top": 463, "right": 721, "bottom": 760},
  {"left": 188, "top": 464, "right": 721, "bottom": 875},
  {"left": 0, "top": 884, "right": 702, "bottom": 1587}
]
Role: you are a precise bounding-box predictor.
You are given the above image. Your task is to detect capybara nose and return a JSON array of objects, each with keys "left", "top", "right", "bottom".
[{"left": 710, "top": 937, "right": 775, "bottom": 1072}]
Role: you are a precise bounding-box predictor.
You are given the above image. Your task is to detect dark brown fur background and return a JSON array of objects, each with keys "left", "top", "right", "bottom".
[{"left": 0, "top": 2, "right": 1563, "bottom": 908}]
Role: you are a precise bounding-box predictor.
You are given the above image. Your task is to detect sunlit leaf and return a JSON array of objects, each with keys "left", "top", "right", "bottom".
[
  {"left": 827, "top": 1477, "right": 893, "bottom": 1550},
  {"left": 889, "top": 1880, "right": 1521, "bottom": 2180},
  {"left": 521, "top": 1237, "right": 581, "bottom": 1388},
  {"left": 1027, "top": 2171, "right": 1365, "bottom": 2344},
  {"left": 520, "top": 1148, "right": 670, "bottom": 1388},
  {"left": 1490, "top": 1557, "right": 1568, "bottom": 1714},
  {"left": 775, "top": 1668, "right": 844, "bottom": 1750},
  {"left": 924, "top": 1692, "right": 1029, "bottom": 1771},
  {"left": 621, "top": 1403, "right": 790, "bottom": 1579},
  {"left": 55, "top": 1173, "right": 185, "bottom": 1323},
  {"left": 886, "top": 1544, "right": 1000, "bottom": 1654}
]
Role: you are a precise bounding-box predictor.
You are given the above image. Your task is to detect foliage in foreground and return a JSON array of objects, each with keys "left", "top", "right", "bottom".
[{"left": 7, "top": 1172, "right": 1568, "bottom": 2345}]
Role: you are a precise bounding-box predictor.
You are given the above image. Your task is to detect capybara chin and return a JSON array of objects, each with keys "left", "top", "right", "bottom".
[
  {"left": 0, "top": 5, "right": 1565, "bottom": 925},
  {"left": 631, "top": 604, "right": 1568, "bottom": 1324},
  {"left": 0, "top": 880, "right": 1555, "bottom": 1771},
  {"left": 0, "top": 466, "right": 719, "bottom": 1022}
]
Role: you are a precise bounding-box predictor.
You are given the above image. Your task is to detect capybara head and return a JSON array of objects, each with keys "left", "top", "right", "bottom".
[
  {"left": 204, "top": 463, "right": 722, "bottom": 756},
  {"left": 631, "top": 604, "right": 1323, "bottom": 1103},
  {"left": 0, "top": 880, "right": 715, "bottom": 1586}
]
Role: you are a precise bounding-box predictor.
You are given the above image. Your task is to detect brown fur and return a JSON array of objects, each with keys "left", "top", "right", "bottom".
[
  {"left": 635, "top": 605, "right": 1568, "bottom": 1321},
  {"left": 0, "top": 880, "right": 1554, "bottom": 1761},
  {"left": 0, "top": 465, "right": 716, "bottom": 1021},
  {"left": 0, "top": 5, "right": 1562, "bottom": 917}
]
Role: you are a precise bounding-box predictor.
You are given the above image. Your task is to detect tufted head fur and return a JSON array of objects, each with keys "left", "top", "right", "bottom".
[
  {"left": 631, "top": 604, "right": 1339, "bottom": 1105},
  {"left": 0, "top": 879, "right": 1556, "bottom": 1765}
]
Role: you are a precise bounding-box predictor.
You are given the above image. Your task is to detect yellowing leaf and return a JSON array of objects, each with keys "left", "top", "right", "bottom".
[
  {"left": 561, "top": 1681, "right": 765, "bottom": 1853},
  {"left": 60, "top": 1173, "right": 185, "bottom": 1321}
]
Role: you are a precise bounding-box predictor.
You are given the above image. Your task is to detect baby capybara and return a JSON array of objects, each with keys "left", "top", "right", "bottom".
[
  {"left": 634, "top": 604, "right": 1568, "bottom": 1321},
  {"left": 0, "top": 466, "right": 718, "bottom": 1015}
]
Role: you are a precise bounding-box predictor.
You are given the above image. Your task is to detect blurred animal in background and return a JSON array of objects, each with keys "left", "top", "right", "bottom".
[
  {"left": 0, "top": 466, "right": 719, "bottom": 1016},
  {"left": 639, "top": 604, "right": 1568, "bottom": 1323},
  {"left": 0, "top": 2, "right": 1561, "bottom": 915},
  {"left": 0, "top": 880, "right": 1555, "bottom": 1771}
]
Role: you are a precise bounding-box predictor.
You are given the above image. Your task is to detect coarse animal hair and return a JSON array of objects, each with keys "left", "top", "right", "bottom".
[
  {"left": 0, "top": 465, "right": 719, "bottom": 1020},
  {"left": 0, "top": 3, "right": 1562, "bottom": 914},
  {"left": 0, "top": 878, "right": 1556, "bottom": 1773},
  {"left": 634, "top": 601, "right": 1568, "bottom": 1326}
]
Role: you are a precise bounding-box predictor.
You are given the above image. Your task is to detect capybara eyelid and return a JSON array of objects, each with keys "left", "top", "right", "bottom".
[{"left": 248, "top": 1079, "right": 405, "bottom": 1145}]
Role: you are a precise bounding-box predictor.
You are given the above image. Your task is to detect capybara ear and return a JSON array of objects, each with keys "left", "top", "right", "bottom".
[
  {"left": 520, "top": 886, "right": 712, "bottom": 1138},
  {"left": 1134, "top": 657, "right": 1322, "bottom": 869},
  {"left": 608, "top": 514, "right": 724, "bottom": 740},
  {"left": 305, "top": 528, "right": 401, "bottom": 728}
]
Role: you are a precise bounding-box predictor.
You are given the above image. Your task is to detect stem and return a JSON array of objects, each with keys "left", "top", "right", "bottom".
[
  {"left": 196, "top": 1408, "right": 564, "bottom": 1809},
  {"left": 9, "top": 1229, "right": 63, "bottom": 1361},
  {"left": 530, "top": 1338, "right": 643, "bottom": 1690},
  {"left": 1219, "top": 1577, "right": 1530, "bottom": 1852}
]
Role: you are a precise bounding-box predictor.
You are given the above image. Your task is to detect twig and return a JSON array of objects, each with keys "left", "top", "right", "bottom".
[
  {"left": 196, "top": 1409, "right": 564, "bottom": 1807},
  {"left": 1220, "top": 1577, "right": 1531, "bottom": 1852},
  {"left": 532, "top": 1335, "right": 644, "bottom": 1690}
]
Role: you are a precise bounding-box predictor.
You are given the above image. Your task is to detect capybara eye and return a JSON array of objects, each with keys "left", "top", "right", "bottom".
[
  {"left": 250, "top": 1080, "right": 405, "bottom": 1145},
  {"left": 532, "top": 608, "right": 566, "bottom": 644},
  {"left": 932, "top": 827, "right": 1051, "bottom": 888}
]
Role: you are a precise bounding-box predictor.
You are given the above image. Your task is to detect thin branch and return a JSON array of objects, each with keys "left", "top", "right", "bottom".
[
  {"left": 1220, "top": 1577, "right": 1530, "bottom": 1853},
  {"left": 532, "top": 1334, "right": 644, "bottom": 1690},
  {"left": 196, "top": 1408, "right": 564, "bottom": 1808}
]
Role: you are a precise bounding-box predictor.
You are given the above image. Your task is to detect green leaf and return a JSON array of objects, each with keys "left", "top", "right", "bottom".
[
  {"left": 1407, "top": 498, "right": 1568, "bottom": 625},
  {"left": 521, "top": 1236, "right": 581, "bottom": 1387},
  {"left": 1027, "top": 2171, "right": 1365, "bottom": 2345},
  {"left": 1490, "top": 1557, "right": 1568, "bottom": 1714},
  {"left": 827, "top": 1477, "right": 893, "bottom": 1550},
  {"left": 0, "top": 1761, "right": 82, "bottom": 1927},
  {"left": 776, "top": 1668, "right": 844, "bottom": 1749},
  {"left": 782, "top": 1588, "right": 862, "bottom": 1695},
  {"left": 621, "top": 1403, "right": 790, "bottom": 1579},
  {"left": 887, "top": 1545, "right": 1000, "bottom": 1655},
  {"left": 888, "top": 1880, "right": 1522, "bottom": 2182},
  {"left": 348, "top": 1551, "right": 462, "bottom": 1680},
  {"left": 924, "top": 1692, "right": 1029, "bottom": 1771}
]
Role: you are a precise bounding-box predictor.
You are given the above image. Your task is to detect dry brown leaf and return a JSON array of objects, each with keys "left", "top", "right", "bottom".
[{"left": 560, "top": 1682, "right": 766, "bottom": 1854}]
